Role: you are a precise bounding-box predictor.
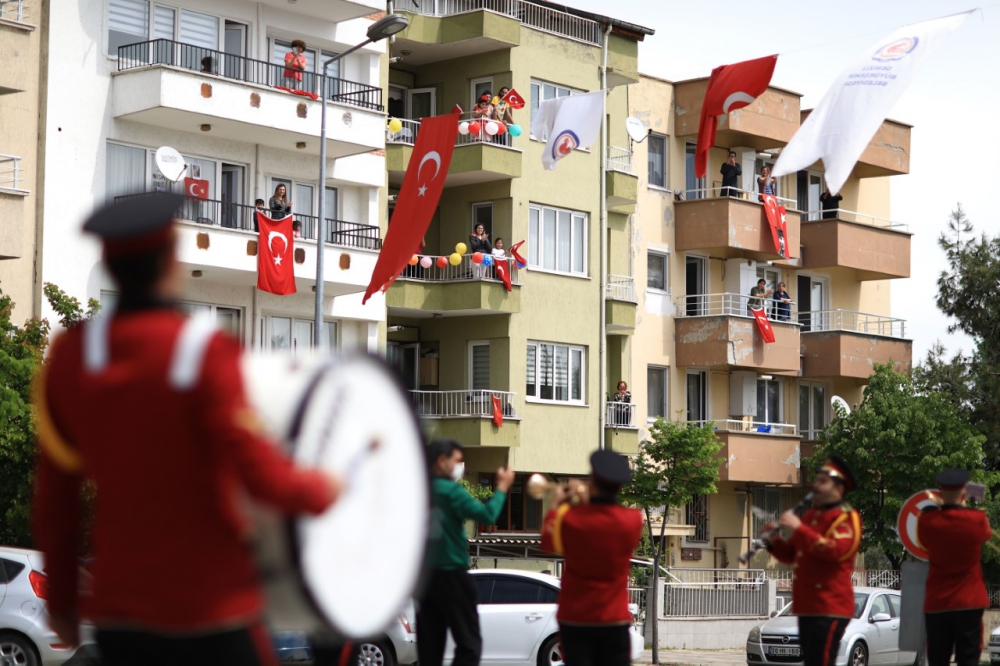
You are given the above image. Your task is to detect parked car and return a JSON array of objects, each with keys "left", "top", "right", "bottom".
[
  {"left": 273, "top": 602, "right": 417, "bottom": 665},
  {"left": 989, "top": 624, "right": 1000, "bottom": 664},
  {"left": 746, "top": 587, "right": 917, "bottom": 666}
]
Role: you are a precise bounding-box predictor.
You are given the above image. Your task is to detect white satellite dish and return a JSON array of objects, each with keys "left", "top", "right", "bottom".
[
  {"left": 154, "top": 146, "right": 188, "bottom": 182},
  {"left": 831, "top": 395, "right": 851, "bottom": 415},
  {"left": 625, "top": 117, "right": 648, "bottom": 143}
]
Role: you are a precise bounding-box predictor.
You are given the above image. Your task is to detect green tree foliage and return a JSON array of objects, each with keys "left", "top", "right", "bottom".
[{"left": 807, "top": 363, "right": 993, "bottom": 571}]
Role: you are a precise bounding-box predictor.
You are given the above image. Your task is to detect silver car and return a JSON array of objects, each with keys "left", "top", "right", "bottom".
[
  {"left": 746, "top": 587, "right": 918, "bottom": 666},
  {"left": 274, "top": 603, "right": 418, "bottom": 665}
]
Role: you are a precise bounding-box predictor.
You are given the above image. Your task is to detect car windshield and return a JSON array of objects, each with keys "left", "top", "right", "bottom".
[{"left": 779, "top": 593, "right": 869, "bottom": 618}]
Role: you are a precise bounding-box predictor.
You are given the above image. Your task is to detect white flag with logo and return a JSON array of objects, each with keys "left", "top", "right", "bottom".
[
  {"left": 531, "top": 90, "right": 604, "bottom": 170},
  {"left": 772, "top": 11, "right": 971, "bottom": 195}
]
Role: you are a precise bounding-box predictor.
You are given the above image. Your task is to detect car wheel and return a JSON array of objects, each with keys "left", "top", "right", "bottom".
[
  {"left": 357, "top": 639, "right": 396, "bottom": 666},
  {"left": 0, "top": 633, "right": 39, "bottom": 666},
  {"left": 538, "top": 634, "right": 563, "bottom": 666},
  {"left": 849, "top": 641, "right": 868, "bottom": 666}
]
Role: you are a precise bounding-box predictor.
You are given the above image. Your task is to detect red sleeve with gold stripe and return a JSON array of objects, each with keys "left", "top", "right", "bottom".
[
  {"left": 540, "top": 504, "right": 572, "bottom": 555},
  {"left": 789, "top": 507, "right": 862, "bottom": 563}
]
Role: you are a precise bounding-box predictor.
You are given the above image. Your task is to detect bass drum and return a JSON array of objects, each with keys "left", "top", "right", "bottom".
[{"left": 243, "top": 353, "right": 429, "bottom": 639}]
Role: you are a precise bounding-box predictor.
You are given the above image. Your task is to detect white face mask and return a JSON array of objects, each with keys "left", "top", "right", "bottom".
[{"left": 450, "top": 462, "right": 466, "bottom": 481}]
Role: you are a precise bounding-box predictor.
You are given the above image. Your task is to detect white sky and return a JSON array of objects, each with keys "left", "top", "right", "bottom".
[{"left": 560, "top": 0, "right": 999, "bottom": 363}]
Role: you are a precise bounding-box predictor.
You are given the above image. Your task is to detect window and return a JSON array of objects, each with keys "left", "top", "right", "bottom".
[
  {"left": 472, "top": 202, "right": 493, "bottom": 238},
  {"left": 799, "top": 382, "right": 828, "bottom": 440},
  {"left": 490, "top": 579, "right": 544, "bottom": 605},
  {"left": 529, "top": 79, "right": 581, "bottom": 137},
  {"left": 178, "top": 302, "right": 242, "bottom": 341},
  {"left": 106, "top": 142, "right": 147, "bottom": 199},
  {"left": 868, "top": 594, "right": 891, "bottom": 619},
  {"left": 684, "top": 142, "right": 706, "bottom": 199},
  {"left": 752, "top": 488, "right": 781, "bottom": 536},
  {"left": 756, "top": 378, "right": 781, "bottom": 424},
  {"left": 267, "top": 316, "right": 337, "bottom": 353},
  {"left": 469, "top": 342, "right": 490, "bottom": 391},
  {"left": 686, "top": 495, "right": 708, "bottom": 543},
  {"left": 647, "top": 252, "right": 667, "bottom": 291},
  {"left": 475, "top": 577, "right": 494, "bottom": 603},
  {"left": 1, "top": 558, "right": 25, "bottom": 584},
  {"left": 471, "top": 76, "right": 493, "bottom": 110},
  {"left": 527, "top": 205, "right": 587, "bottom": 276},
  {"left": 887, "top": 594, "right": 902, "bottom": 618},
  {"left": 109, "top": 0, "right": 148, "bottom": 55},
  {"left": 488, "top": 474, "right": 543, "bottom": 532},
  {"left": 647, "top": 366, "right": 667, "bottom": 420},
  {"left": 686, "top": 370, "right": 707, "bottom": 421},
  {"left": 108, "top": 1, "right": 221, "bottom": 56},
  {"left": 648, "top": 134, "right": 667, "bottom": 189},
  {"left": 527, "top": 341, "right": 585, "bottom": 404},
  {"left": 270, "top": 40, "right": 341, "bottom": 80}
]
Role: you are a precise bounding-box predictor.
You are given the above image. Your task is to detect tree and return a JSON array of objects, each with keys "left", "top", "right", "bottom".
[
  {"left": 620, "top": 417, "right": 723, "bottom": 664},
  {"left": 807, "top": 363, "right": 993, "bottom": 571}
]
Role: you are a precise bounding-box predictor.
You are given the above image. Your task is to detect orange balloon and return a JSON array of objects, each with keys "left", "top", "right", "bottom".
[{"left": 408, "top": 254, "right": 419, "bottom": 266}]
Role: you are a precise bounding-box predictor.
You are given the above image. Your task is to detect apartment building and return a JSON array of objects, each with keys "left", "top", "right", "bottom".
[
  {"left": 0, "top": 0, "right": 42, "bottom": 323},
  {"left": 628, "top": 74, "right": 913, "bottom": 569},
  {"left": 38, "top": 0, "right": 391, "bottom": 352},
  {"left": 382, "top": 0, "right": 652, "bottom": 543}
]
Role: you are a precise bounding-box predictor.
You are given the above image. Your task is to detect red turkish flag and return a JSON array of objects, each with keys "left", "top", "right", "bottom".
[
  {"left": 363, "top": 114, "right": 459, "bottom": 304},
  {"left": 184, "top": 177, "right": 209, "bottom": 200},
  {"left": 451, "top": 104, "right": 464, "bottom": 114},
  {"left": 761, "top": 194, "right": 790, "bottom": 259},
  {"left": 695, "top": 55, "right": 777, "bottom": 178},
  {"left": 492, "top": 394, "right": 503, "bottom": 428},
  {"left": 256, "top": 211, "right": 296, "bottom": 296},
  {"left": 509, "top": 240, "right": 527, "bottom": 267},
  {"left": 750, "top": 307, "right": 776, "bottom": 344},
  {"left": 494, "top": 258, "right": 513, "bottom": 292},
  {"left": 501, "top": 88, "right": 526, "bottom": 110}
]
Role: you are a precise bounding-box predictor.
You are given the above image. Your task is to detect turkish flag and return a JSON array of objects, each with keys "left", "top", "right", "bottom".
[
  {"left": 256, "top": 211, "right": 296, "bottom": 296},
  {"left": 761, "top": 194, "right": 790, "bottom": 259},
  {"left": 451, "top": 104, "right": 464, "bottom": 114},
  {"left": 363, "top": 113, "right": 459, "bottom": 304},
  {"left": 492, "top": 394, "right": 503, "bottom": 428},
  {"left": 275, "top": 86, "right": 320, "bottom": 100},
  {"left": 509, "top": 240, "right": 527, "bottom": 268},
  {"left": 695, "top": 55, "right": 777, "bottom": 179},
  {"left": 184, "top": 177, "right": 209, "bottom": 200},
  {"left": 502, "top": 88, "right": 526, "bottom": 110},
  {"left": 750, "top": 307, "right": 776, "bottom": 344},
  {"left": 494, "top": 258, "right": 513, "bottom": 292}
]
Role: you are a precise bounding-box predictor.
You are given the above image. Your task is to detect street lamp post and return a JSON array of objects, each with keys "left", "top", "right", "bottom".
[{"left": 314, "top": 13, "right": 409, "bottom": 347}]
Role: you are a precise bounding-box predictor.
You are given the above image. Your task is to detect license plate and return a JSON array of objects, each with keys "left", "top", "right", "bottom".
[{"left": 767, "top": 646, "right": 800, "bottom": 657}]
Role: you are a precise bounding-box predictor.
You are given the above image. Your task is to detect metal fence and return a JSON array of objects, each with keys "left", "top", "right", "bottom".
[
  {"left": 388, "top": 115, "right": 520, "bottom": 149},
  {"left": 606, "top": 146, "right": 633, "bottom": 174},
  {"left": 799, "top": 309, "right": 907, "bottom": 339},
  {"left": 0, "top": 154, "right": 23, "bottom": 191},
  {"left": 0, "top": 0, "right": 27, "bottom": 22},
  {"left": 117, "top": 39, "right": 383, "bottom": 111},
  {"left": 662, "top": 568, "right": 769, "bottom": 617},
  {"left": 410, "top": 390, "right": 516, "bottom": 418},
  {"left": 387, "top": 118, "right": 421, "bottom": 145},
  {"left": 686, "top": 419, "right": 797, "bottom": 436},
  {"left": 397, "top": 253, "right": 520, "bottom": 284},
  {"left": 605, "top": 402, "right": 637, "bottom": 428},
  {"left": 674, "top": 292, "right": 799, "bottom": 322},
  {"left": 802, "top": 207, "right": 909, "bottom": 231},
  {"left": 606, "top": 274, "right": 636, "bottom": 302},
  {"left": 679, "top": 186, "right": 798, "bottom": 209}
]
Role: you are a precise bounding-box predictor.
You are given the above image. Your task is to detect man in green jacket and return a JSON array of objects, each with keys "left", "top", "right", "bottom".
[{"left": 418, "top": 439, "right": 514, "bottom": 666}]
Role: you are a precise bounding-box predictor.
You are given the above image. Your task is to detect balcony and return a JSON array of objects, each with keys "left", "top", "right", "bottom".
[
  {"left": 605, "top": 275, "right": 636, "bottom": 334},
  {"left": 387, "top": 254, "right": 520, "bottom": 317},
  {"left": 410, "top": 389, "right": 519, "bottom": 446},
  {"left": 0, "top": 2, "right": 33, "bottom": 95},
  {"left": 674, "top": 293, "right": 801, "bottom": 373},
  {"left": 0, "top": 154, "right": 27, "bottom": 195},
  {"left": 113, "top": 40, "right": 384, "bottom": 159},
  {"left": 605, "top": 402, "right": 639, "bottom": 454},
  {"left": 606, "top": 146, "right": 638, "bottom": 208},
  {"left": 387, "top": 117, "right": 522, "bottom": 187},
  {"left": 802, "top": 112, "right": 910, "bottom": 177},
  {"left": 674, "top": 190, "right": 800, "bottom": 263},
  {"left": 693, "top": 420, "right": 801, "bottom": 485},
  {"left": 799, "top": 209, "right": 911, "bottom": 280},
  {"left": 252, "top": 0, "right": 383, "bottom": 23},
  {"left": 674, "top": 81, "right": 801, "bottom": 150},
  {"left": 800, "top": 310, "right": 912, "bottom": 380}
]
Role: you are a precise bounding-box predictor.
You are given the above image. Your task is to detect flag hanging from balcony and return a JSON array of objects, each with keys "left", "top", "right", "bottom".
[
  {"left": 531, "top": 90, "right": 604, "bottom": 170},
  {"left": 771, "top": 11, "right": 971, "bottom": 195},
  {"left": 275, "top": 86, "right": 320, "bottom": 101},
  {"left": 494, "top": 258, "right": 513, "bottom": 292},
  {"left": 760, "top": 194, "right": 789, "bottom": 259},
  {"left": 363, "top": 113, "right": 459, "bottom": 304},
  {"left": 256, "top": 211, "right": 296, "bottom": 296},
  {"left": 492, "top": 394, "right": 503, "bottom": 428},
  {"left": 695, "top": 55, "right": 777, "bottom": 179},
  {"left": 750, "top": 307, "right": 776, "bottom": 344},
  {"left": 184, "top": 177, "right": 209, "bottom": 200},
  {"left": 509, "top": 240, "right": 527, "bottom": 268}
]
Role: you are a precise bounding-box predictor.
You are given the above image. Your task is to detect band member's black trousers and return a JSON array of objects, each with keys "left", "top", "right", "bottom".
[
  {"left": 559, "top": 624, "right": 631, "bottom": 666},
  {"left": 417, "top": 569, "right": 482, "bottom": 666},
  {"left": 798, "top": 616, "right": 849, "bottom": 666},
  {"left": 925, "top": 608, "right": 984, "bottom": 666},
  {"left": 96, "top": 623, "right": 276, "bottom": 666}
]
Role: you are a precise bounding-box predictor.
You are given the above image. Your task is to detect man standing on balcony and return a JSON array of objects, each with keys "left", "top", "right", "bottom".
[
  {"left": 419, "top": 439, "right": 514, "bottom": 666},
  {"left": 820, "top": 188, "right": 843, "bottom": 219},
  {"left": 748, "top": 278, "right": 772, "bottom": 316},
  {"left": 763, "top": 456, "right": 862, "bottom": 666},
  {"left": 720, "top": 150, "right": 741, "bottom": 197}
]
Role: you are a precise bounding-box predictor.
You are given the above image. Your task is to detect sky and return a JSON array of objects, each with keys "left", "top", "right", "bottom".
[{"left": 560, "top": 0, "right": 999, "bottom": 363}]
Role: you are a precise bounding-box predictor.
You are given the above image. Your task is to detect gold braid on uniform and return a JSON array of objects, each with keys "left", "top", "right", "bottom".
[{"left": 33, "top": 362, "right": 85, "bottom": 474}]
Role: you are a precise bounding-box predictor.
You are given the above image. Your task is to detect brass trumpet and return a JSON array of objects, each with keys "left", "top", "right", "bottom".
[{"left": 526, "top": 473, "right": 588, "bottom": 504}]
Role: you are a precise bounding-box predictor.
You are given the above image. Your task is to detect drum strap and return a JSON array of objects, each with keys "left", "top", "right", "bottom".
[{"left": 168, "top": 314, "right": 218, "bottom": 391}]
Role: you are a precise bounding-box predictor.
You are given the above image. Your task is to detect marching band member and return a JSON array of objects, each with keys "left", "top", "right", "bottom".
[
  {"left": 33, "top": 193, "right": 341, "bottom": 666},
  {"left": 764, "top": 455, "right": 862, "bottom": 666},
  {"left": 540, "top": 450, "right": 643, "bottom": 666},
  {"left": 919, "top": 469, "right": 992, "bottom": 666}
]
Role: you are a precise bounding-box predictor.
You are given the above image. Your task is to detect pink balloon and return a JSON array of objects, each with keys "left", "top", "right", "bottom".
[
  {"left": 419, "top": 256, "right": 433, "bottom": 269},
  {"left": 472, "top": 252, "right": 483, "bottom": 264}
]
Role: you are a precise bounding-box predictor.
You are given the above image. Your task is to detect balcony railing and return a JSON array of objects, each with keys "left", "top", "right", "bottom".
[
  {"left": 114, "top": 194, "right": 382, "bottom": 251},
  {"left": 682, "top": 186, "right": 797, "bottom": 209},
  {"left": 117, "top": 39, "right": 383, "bottom": 111},
  {"left": 0, "top": 154, "right": 24, "bottom": 191},
  {"left": 606, "top": 146, "right": 633, "bottom": 174},
  {"left": 387, "top": 114, "right": 520, "bottom": 150},
  {"left": 394, "top": 0, "right": 602, "bottom": 45},
  {"left": 0, "top": 0, "right": 28, "bottom": 22},
  {"left": 606, "top": 274, "right": 636, "bottom": 302},
  {"left": 398, "top": 253, "right": 520, "bottom": 284},
  {"left": 675, "top": 293, "right": 799, "bottom": 322},
  {"left": 605, "top": 401, "right": 637, "bottom": 429},
  {"left": 410, "top": 390, "right": 517, "bottom": 418},
  {"left": 802, "top": 207, "right": 909, "bottom": 231},
  {"left": 800, "top": 309, "right": 907, "bottom": 339},
  {"left": 687, "top": 419, "right": 798, "bottom": 436}
]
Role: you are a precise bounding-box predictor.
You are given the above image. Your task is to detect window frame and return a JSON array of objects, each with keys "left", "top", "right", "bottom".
[
  {"left": 264, "top": 314, "right": 338, "bottom": 353},
  {"left": 178, "top": 301, "right": 244, "bottom": 342},
  {"left": 756, "top": 377, "right": 783, "bottom": 424},
  {"left": 107, "top": 0, "right": 229, "bottom": 57},
  {"left": 471, "top": 201, "right": 494, "bottom": 239},
  {"left": 527, "top": 204, "right": 588, "bottom": 278},
  {"left": 646, "top": 364, "right": 668, "bottom": 422},
  {"left": 468, "top": 340, "right": 491, "bottom": 392},
  {"left": 470, "top": 76, "right": 494, "bottom": 111},
  {"left": 685, "top": 369, "right": 708, "bottom": 422},
  {"left": 647, "top": 132, "right": 668, "bottom": 190},
  {"left": 526, "top": 340, "right": 586, "bottom": 406},
  {"left": 529, "top": 78, "right": 585, "bottom": 140},
  {"left": 799, "top": 381, "right": 829, "bottom": 440},
  {"left": 684, "top": 141, "right": 707, "bottom": 199},
  {"left": 482, "top": 472, "right": 545, "bottom": 534},
  {"left": 646, "top": 251, "right": 668, "bottom": 293},
  {"left": 685, "top": 494, "right": 709, "bottom": 543}
]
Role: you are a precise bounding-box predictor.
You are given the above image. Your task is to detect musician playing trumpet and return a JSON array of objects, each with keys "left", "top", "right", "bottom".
[
  {"left": 918, "top": 469, "right": 992, "bottom": 666},
  {"left": 761, "top": 455, "right": 862, "bottom": 666}
]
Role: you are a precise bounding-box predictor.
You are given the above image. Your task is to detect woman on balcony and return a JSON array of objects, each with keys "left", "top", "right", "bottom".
[
  {"left": 757, "top": 165, "right": 777, "bottom": 201},
  {"left": 469, "top": 223, "right": 492, "bottom": 279},
  {"left": 269, "top": 184, "right": 292, "bottom": 219},
  {"left": 612, "top": 381, "right": 631, "bottom": 427},
  {"left": 283, "top": 40, "right": 308, "bottom": 90}
]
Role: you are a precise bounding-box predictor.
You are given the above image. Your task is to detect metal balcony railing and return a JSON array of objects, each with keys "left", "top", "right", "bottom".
[
  {"left": 800, "top": 309, "right": 907, "bottom": 339},
  {"left": 681, "top": 186, "right": 798, "bottom": 209},
  {"left": 0, "top": 154, "right": 24, "bottom": 191},
  {"left": 606, "top": 146, "right": 633, "bottom": 174},
  {"left": 605, "top": 275, "right": 636, "bottom": 302},
  {"left": 117, "top": 39, "right": 383, "bottom": 111},
  {"left": 387, "top": 114, "right": 520, "bottom": 150},
  {"left": 687, "top": 419, "right": 798, "bottom": 436},
  {"left": 675, "top": 292, "right": 799, "bottom": 323},
  {"left": 113, "top": 194, "right": 381, "bottom": 251},
  {"left": 397, "top": 253, "right": 520, "bottom": 284},
  {"left": 605, "top": 401, "right": 637, "bottom": 428},
  {"left": 394, "top": 0, "right": 602, "bottom": 45},
  {"left": 0, "top": 0, "right": 28, "bottom": 22},
  {"left": 410, "top": 390, "right": 517, "bottom": 418},
  {"left": 802, "top": 207, "right": 909, "bottom": 231}
]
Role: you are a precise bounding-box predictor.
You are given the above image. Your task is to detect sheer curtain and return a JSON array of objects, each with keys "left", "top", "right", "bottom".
[{"left": 106, "top": 143, "right": 147, "bottom": 200}]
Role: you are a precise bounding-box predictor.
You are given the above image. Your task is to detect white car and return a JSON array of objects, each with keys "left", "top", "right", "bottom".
[
  {"left": 989, "top": 625, "right": 1000, "bottom": 664},
  {"left": 746, "top": 587, "right": 917, "bottom": 666},
  {"left": 443, "top": 569, "right": 644, "bottom": 666}
]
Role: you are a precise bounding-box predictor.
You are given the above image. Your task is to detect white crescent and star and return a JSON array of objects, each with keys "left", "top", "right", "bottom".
[
  {"left": 722, "top": 91, "right": 756, "bottom": 114},
  {"left": 416, "top": 151, "right": 442, "bottom": 197},
  {"left": 268, "top": 231, "right": 289, "bottom": 266},
  {"left": 187, "top": 181, "right": 203, "bottom": 197}
]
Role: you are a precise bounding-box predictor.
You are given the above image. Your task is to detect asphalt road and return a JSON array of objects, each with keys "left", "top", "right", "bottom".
[{"left": 633, "top": 647, "right": 993, "bottom": 665}]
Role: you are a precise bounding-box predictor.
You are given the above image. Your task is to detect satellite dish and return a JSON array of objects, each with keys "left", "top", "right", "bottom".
[
  {"left": 831, "top": 396, "right": 851, "bottom": 415},
  {"left": 155, "top": 146, "right": 187, "bottom": 182},
  {"left": 625, "top": 117, "right": 648, "bottom": 143}
]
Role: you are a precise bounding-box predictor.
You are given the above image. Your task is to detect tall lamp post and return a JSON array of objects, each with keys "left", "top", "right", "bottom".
[{"left": 315, "top": 13, "right": 409, "bottom": 346}]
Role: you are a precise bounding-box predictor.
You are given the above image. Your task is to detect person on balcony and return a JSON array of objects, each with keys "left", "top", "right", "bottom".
[
  {"left": 292, "top": 220, "right": 303, "bottom": 239},
  {"left": 773, "top": 282, "right": 792, "bottom": 322},
  {"left": 472, "top": 94, "right": 495, "bottom": 141},
  {"left": 612, "top": 381, "right": 631, "bottom": 427},
  {"left": 469, "top": 223, "right": 491, "bottom": 279},
  {"left": 269, "top": 184, "right": 292, "bottom": 220},
  {"left": 757, "top": 165, "right": 777, "bottom": 201},
  {"left": 820, "top": 188, "right": 843, "bottom": 219},
  {"left": 493, "top": 88, "right": 514, "bottom": 147},
  {"left": 720, "top": 151, "right": 741, "bottom": 197},
  {"left": 748, "top": 278, "right": 773, "bottom": 316},
  {"left": 283, "top": 40, "right": 308, "bottom": 90},
  {"left": 491, "top": 237, "right": 506, "bottom": 259}
]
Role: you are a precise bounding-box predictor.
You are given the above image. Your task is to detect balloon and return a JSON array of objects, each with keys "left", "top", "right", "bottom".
[
  {"left": 496, "top": 122, "right": 507, "bottom": 135},
  {"left": 388, "top": 118, "right": 403, "bottom": 133},
  {"left": 455, "top": 242, "right": 468, "bottom": 255},
  {"left": 469, "top": 121, "right": 482, "bottom": 135},
  {"left": 420, "top": 256, "right": 433, "bottom": 269},
  {"left": 458, "top": 122, "right": 470, "bottom": 135},
  {"left": 408, "top": 254, "right": 419, "bottom": 266},
  {"left": 436, "top": 256, "right": 448, "bottom": 269},
  {"left": 449, "top": 252, "right": 462, "bottom": 266},
  {"left": 472, "top": 252, "right": 483, "bottom": 264},
  {"left": 509, "top": 124, "right": 523, "bottom": 137},
  {"left": 485, "top": 121, "right": 499, "bottom": 136},
  {"left": 482, "top": 255, "right": 493, "bottom": 267}
]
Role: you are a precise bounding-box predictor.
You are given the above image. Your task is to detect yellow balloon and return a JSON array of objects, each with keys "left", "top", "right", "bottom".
[
  {"left": 455, "top": 242, "right": 468, "bottom": 255},
  {"left": 449, "top": 252, "right": 462, "bottom": 266},
  {"left": 388, "top": 118, "right": 403, "bottom": 133}
]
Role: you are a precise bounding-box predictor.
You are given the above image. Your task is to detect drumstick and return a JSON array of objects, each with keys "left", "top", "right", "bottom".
[{"left": 343, "top": 439, "right": 381, "bottom": 482}]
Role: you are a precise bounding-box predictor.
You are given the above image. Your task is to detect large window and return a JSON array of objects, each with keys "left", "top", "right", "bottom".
[
  {"left": 757, "top": 378, "right": 781, "bottom": 423},
  {"left": 686, "top": 370, "right": 707, "bottom": 421},
  {"left": 469, "top": 341, "right": 490, "bottom": 391},
  {"left": 799, "top": 382, "right": 828, "bottom": 440},
  {"left": 267, "top": 316, "right": 337, "bottom": 353},
  {"left": 527, "top": 205, "right": 587, "bottom": 276},
  {"left": 106, "top": 141, "right": 223, "bottom": 202},
  {"left": 752, "top": 488, "right": 781, "bottom": 536},
  {"left": 108, "top": 0, "right": 221, "bottom": 55},
  {"left": 647, "top": 365, "right": 667, "bottom": 420},
  {"left": 648, "top": 133, "right": 667, "bottom": 189},
  {"left": 529, "top": 79, "right": 582, "bottom": 137},
  {"left": 526, "top": 341, "right": 584, "bottom": 404},
  {"left": 179, "top": 302, "right": 242, "bottom": 340},
  {"left": 686, "top": 494, "right": 708, "bottom": 543},
  {"left": 482, "top": 473, "right": 543, "bottom": 533},
  {"left": 647, "top": 252, "right": 668, "bottom": 292}
]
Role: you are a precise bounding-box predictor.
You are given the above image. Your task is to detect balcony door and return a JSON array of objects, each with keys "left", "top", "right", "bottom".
[
  {"left": 756, "top": 378, "right": 781, "bottom": 425},
  {"left": 797, "top": 170, "right": 823, "bottom": 220},
  {"left": 407, "top": 88, "right": 436, "bottom": 121},
  {"left": 222, "top": 20, "right": 247, "bottom": 79},
  {"left": 387, "top": 342, "right": 420, "bottom": 391},
  {"left": 685, "top": 255, "right": 707, "bottom": 316},
  {"left": 220, "top": 164, "right": 244, "bottom": 229},
  {"left": 684, "top": 142, "right": 706, "bottom": 199},
  {"left": 797, "top": 275, "right": 829, "bottom": 332},
  {"left": 756, "top": 266, "right": 780, "bottom": 318},
  {"left": 686, "top": 370, "right": 707, "bottom": 422}
]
